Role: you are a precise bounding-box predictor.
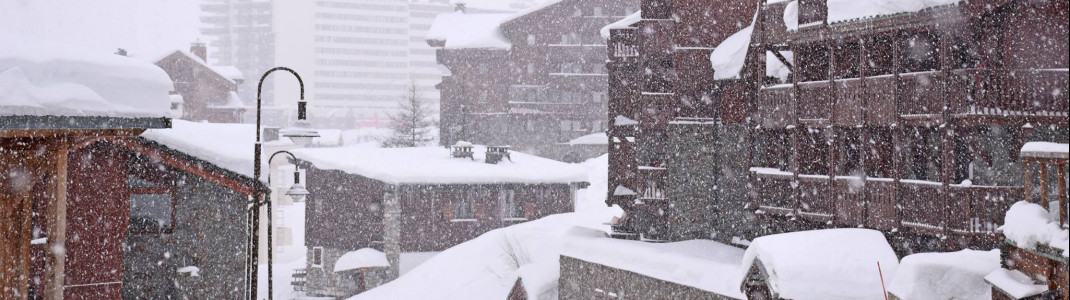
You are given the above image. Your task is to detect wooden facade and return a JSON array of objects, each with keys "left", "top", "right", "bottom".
[
  {"left": 604, "top": 0, "right": 1068, "bottom": 247},
  {"left": 434, "top": 0, "right": 638, "bottom": 155}
]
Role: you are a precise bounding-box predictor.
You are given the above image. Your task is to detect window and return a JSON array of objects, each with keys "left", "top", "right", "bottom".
[
  {"left": 478, "top": 90, "right": 488, "bottom": 103},
  {"left": 525, "top": 120, "right": 537, "bottom": 132},
  {"left": 592, "top": 92, "right": 606, "bottom": 103},
  {"left": 312, "top": 247, "right": 324, "bottom": 268},
  {"left": 500, "top": 190, "right": 523, "bottom": 219},
  {"left": 526, "top": 34, "right": 536, "bottom": 45},
  {"left": 128, "top": 175, "right": 174, "bottom": 234},
  {"left": 526, "top": 63, "right": 535, "bottom": 74},
  {"left": 453, "top": 199, "right": 474, "bottom": 219}
]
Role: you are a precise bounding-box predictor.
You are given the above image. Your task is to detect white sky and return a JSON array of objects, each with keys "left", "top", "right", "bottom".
[{"left": 0, "top": 0, "right": 201, "bottom": 60}]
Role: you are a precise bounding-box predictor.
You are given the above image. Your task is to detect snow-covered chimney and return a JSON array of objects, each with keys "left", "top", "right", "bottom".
[
  {"left": 455, "top": 3, "right": 466, "bottom": 13},
  {"left": 190, "top": 41, "right": 208, "bottom": 62}
]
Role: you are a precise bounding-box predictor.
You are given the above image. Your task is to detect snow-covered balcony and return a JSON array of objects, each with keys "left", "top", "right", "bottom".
[{"left": 749, "top": 168, "right": 1019, "bottom": 236}]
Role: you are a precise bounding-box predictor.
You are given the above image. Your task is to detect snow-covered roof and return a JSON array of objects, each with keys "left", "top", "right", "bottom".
[
  {"left": 517, "top": 260, "right": 559, "bottom": 299},
  {"left": 564, "top": 132, "right": 607, "bottom": 146},
  {"left": 1000, "top": 201, "right": 1069, "bottom": 257},
  {"left": 888, "top": 250, "right": 999, "bottom": 300},
  {"left": 426, "top": 12, "right": 513, "bottom": 49},
  {"left": 1020, "top": 142, "right": 1069, "bottom": 159},
  {"left": 334, "top": 248, "right": 390, "bottom": 273},
  {"left": 562, "top": 227, "right": 745, "bottom": 298},
  {"left": 292, "top": 146, "right": 587, "bottom": 185},
  {"left": 207, "top": 91, "right": 245, "bottom": 110},
  {"left": 140, "top": 119, "right": 271, "bottom": 179},
  {"left": 740, "top": 229, "right": 899, "bottom": 300},
  {"left": 613, "top": 115, "right": 638, "bottom": 126},
  {"left": 500, "top": 0, "right": 563, "bottom": 25},
  {"left": 600, "top": 11, "right": 641, "bottom": 39},
  {"left": 1, "top": 32, "right": 173, "bottom": 118},
  {"left": 783, "top": 0, "right": 964, "bottom": 30}
]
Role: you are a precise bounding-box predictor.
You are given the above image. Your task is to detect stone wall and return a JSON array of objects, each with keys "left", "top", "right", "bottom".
[
  {"left": 303, "top": 247, "right": 362, "bottom": 298},
  {"left": 558, "top": 255, "right": 737, "bottom": 300}
]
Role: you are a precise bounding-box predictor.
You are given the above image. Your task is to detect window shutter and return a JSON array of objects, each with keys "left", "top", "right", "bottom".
[
  {"left": 474, "top": 204, "right": 485, "bottom": 219},
  {"left": 523, "top": 204, "right": 536, "bottom": 219},
  {"left": 444, "top": 202, "right": 454, "bottom": 220}
]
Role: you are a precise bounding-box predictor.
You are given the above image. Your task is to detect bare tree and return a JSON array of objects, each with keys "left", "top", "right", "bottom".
[{"left": 382, "top": 80, "right": 436, "bottom": 147}]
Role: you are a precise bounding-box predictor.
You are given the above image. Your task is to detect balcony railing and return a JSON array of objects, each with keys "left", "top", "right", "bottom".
[
  {"left": 755, "top": 69, "right": 1070, "bottom": 127},
  {"left": 750, "top": 168, "right": 1020, "bottom": 236}
]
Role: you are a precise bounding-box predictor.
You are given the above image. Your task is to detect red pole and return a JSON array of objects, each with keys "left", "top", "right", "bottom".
[{"left": 878, "top": 261, "right": 889, "bottom": 300}]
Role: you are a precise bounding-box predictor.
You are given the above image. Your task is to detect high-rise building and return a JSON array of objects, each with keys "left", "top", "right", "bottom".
[{"left": 201, "top": 0, "right": 520, "bottom": 129}]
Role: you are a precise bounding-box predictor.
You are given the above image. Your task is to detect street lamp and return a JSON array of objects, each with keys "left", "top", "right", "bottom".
[
  {"left": 269, "top": 150, "right": 310, "bottom": 203},
  {"left": 250, "top": 67, "right": 317, "bottom": 300}
]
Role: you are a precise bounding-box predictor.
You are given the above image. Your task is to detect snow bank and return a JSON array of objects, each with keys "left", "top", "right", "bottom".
[
  {"left": 351, "top": 155, "right": 622, "bottom": 300},
  {"left": 600, "top": 11, "right": 642, "bottom": 39},
  {"left": 334, "top": 249, "right": 390, "bottom": 273},
  {"left": 177, "top": 266, "right": 200, "bottom": 277},
  {"left": 888, "top": 249, "right": 1000, "bottom": 300},
  {"left": 292, "top": 146, "right": 587, "bottom": 185},
  {"left": 740, "top": 229, "right": 899, "bottom": 300},
  {"left": 141, "top": 119, "right": 266, "bottom": 178},
  {"left": 614, "top": 115, "right": 638, "bottom": 126},
  {"left": 1000, "top": 201, "right": 1069, "bottom": 257},
  {"left": 782, "top": 0, "right": 963, "bottom": 30},
  {"left": 1020, "top": 142, "right": 1069, "bottom": 159},
  {"left": 426, "top": 12, "right": 513, "bottom": 49},
  {"left": 1, "top": 32, "right": 172, "bottom": 118},
  {"left": 710, "top": 25, "right": 754, "bottom": 80},
  {"left": 565, "top": 132, "right": 608, "bottom": 146},
  {"left": 562, "top": 227, "right": 746, "bottom": 298}
]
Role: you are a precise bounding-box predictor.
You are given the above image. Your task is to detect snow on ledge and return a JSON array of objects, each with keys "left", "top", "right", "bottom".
[
  {"left": 984, "top": 268, "right": 1048, "bottom": 299},
  {"left": 1, "top": 32, "right": 173, "bottom": 118},
  {"left": 335, "top": 248, "right": 390, "bottom": 273},
  {"left": 599, "top": 11, "right": 641, "bottom": 39},
  {"left": 1020, "top": 142, "right": 1069, "bottom": 159},
  {"left": 740, "top": 229, "right": 899, "bottom": 300},
  {"left": 888, "top": 249, "right": 999, "bottom": 300},
  {"left": 177, "top": 266, "right": 200, "bottom": 277},
  {"left": 561, "top": 227, "right": 745, "bottom": 298},
  {"left": 426, "top": 12, "right": 513, "bottom": 50},
  {"left": 564, "top": 132, "right": 608, "bottom": 146},
  {"left": 292, "top": 146, "right": 587, "bottom": 185}
]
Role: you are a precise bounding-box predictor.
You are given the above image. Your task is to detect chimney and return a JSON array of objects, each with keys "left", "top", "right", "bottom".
[
  {"left": 455, "top": 3, "right": 466, "bottom": 13},
  {"left": 190, "top": 41, "right": 208, "bottom": 61}
]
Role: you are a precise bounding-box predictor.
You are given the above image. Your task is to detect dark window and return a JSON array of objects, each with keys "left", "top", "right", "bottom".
[
  {"left": 454, "top": 198, "right": 474, "bottom": 219},
  {"left": 128, "top": 175, "right": 174, "bottom": 234},
  {"left": 312, "top": 247, "right": 324, "bottom": 268}
]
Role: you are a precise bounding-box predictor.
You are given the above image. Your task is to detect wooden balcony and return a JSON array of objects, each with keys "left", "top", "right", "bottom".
[
  {"left": 755, "top": 69, "right": 1070, "bottom": 128},
  {"left": 750, "top": 169, "right": 1020, "bottom": 237}
]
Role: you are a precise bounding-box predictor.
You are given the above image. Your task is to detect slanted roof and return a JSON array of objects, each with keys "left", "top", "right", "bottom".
[
  {"left": 600, "top": 11, "right": 641, "bottom": 39},
  {"left": 782, "top": 0, "right": 965, "bottom": 30},
  {"left": 500, "top": 0, "right": 564, "bottom": 25},
  {"left": 155, "top": 50, "right": 244, "bottom": 84},
  {"left": 1, "top": 32, "right": 173, "bottom": 130},
  {"left": 563, "top": 132, "right": 607, "bottom": 146},
  {"left": 740, "top": 229, "right": 899, "bottom": 300},
  {"left": 427, "top": 12, "right": 513, "bottom": 49},
  {"left": 140, "top": 119, "right": 289, "bottom": 180},
  {"left": 292, "top": 146, "right": 588, "bottom": 185}
]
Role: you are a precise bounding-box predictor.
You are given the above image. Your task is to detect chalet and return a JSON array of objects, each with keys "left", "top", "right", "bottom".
[
  {"left": 291, "top": 146, "right": 588, "bottom": 298},
  {"left": 430, "top": 0, "right": 638, "bottom": 158},
  {"left": 155, "top": 41, "right": 247, "bottom": 123},
  {"left": 605, "top": 0, "right": 1069, "bottom": 254},
  {"left": 1, "top": 39, "right": 172, "bottom": 299}
]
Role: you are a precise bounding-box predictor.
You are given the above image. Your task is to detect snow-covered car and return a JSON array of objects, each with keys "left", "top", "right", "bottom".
[{"left": 739, "top": 229, "right": 899, "bottom": 300}]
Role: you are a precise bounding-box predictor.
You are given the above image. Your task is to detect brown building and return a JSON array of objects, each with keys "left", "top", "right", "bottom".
[
  {"left": 429, "top": 0, "right": 639, "bottom": 157},
  {"left": 605, "top": 0, "right": 1068, "bottom": 252},
  {"left": 604, "top": 0, "right": 760, "bottom": 241},
  {"left": 291, "top": 146, "right": 587, "bottom": 298},
  {"left": 155, "top": 42, "right": 247, "bottom": 123}
]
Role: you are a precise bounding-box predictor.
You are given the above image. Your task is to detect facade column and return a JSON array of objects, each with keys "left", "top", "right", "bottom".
[
  {"left": 43, "top": 138, "right": 69, "bottom": 300},
  {"left": 381, "top": 184, "right": 402, "bottom": 282}
]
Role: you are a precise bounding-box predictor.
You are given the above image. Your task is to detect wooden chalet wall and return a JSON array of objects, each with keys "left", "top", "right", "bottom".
[
  {"left": 63, "top": 142, "right": 130, "bottom": 298},
  {"left": 747, "top": 0, "right": 1069, "bottom": 252}
]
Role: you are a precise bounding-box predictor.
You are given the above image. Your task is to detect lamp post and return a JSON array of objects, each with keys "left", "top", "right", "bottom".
[{"left": 251, "top": 67, "right": 318, "bottom": 300}]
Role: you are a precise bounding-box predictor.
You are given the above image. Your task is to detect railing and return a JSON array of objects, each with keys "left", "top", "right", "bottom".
[
  {"left": 638, "top": 167, "right": 669, "bottom": 201},
  {"left": 754, "top": 69, "right": 1069, "bottom": 127},
  {"left": 750, "top": 169, "right": 1022, "bottom": 236}
]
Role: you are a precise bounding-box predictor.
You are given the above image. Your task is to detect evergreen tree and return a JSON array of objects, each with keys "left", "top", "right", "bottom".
[{"left": 381, "top": 80, "right": 436, "bottom": 147}]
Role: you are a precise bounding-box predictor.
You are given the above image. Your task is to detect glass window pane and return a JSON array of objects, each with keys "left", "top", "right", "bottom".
[{"left": 130, "top": 193, "right": 172, "bottom": 231}]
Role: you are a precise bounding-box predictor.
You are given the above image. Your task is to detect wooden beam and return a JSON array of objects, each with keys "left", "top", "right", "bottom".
[
  {"left": 1059, "top": 164, "right": 1067, "bottom": 226},
  {"left": 1039, "top": 164, "right": 1049, "bottom": 208},
  {"left": 0, "top": 129, "right": 144, "bottom": 139},
  {"left": 1025, "top": 161, "right": 1034, "bottom": 203},
  {"left": 111, "top": 138, "right": 260, "bottom": 196},
  {"left": 44, "top": 138, "right": 68, "bottom": 300}
]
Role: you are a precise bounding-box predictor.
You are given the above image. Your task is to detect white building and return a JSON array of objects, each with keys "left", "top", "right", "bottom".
[{"left": 201, "top": 0, "right": 534, "bottom": 130}]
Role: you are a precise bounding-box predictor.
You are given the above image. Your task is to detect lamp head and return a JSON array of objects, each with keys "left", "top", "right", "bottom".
[
  {"left": 281, "top": 120, "right": 320, "bottom": 147},
  {"left": 285, "top": 183, "right": 310, "bottom": 202}
]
